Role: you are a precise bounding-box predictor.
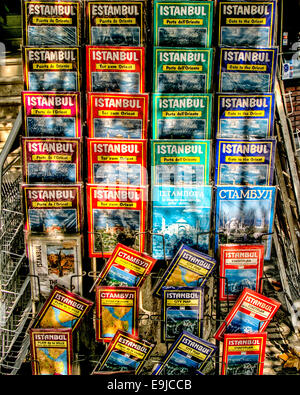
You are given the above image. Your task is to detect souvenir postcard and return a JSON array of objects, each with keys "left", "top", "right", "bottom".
[
  {"left": 217, "top": 47, "right": 278, "bottom": 93},
  {"left": 151, "top": 140, "right": 211, "bottom": 187},
  {"left": 23, "top": 47, "right": 81, "bottom": 92},
  {"left": 86, "top": 46, "right": 145, "bottom": 93},
  {"left": 152, "top": 185, "right": 212, "bottom": 260},
  {"left": 154, "top": 244, "right": 216, "bottom": 297},
  {"left": 94, "top": 243, "right": 157, "bottom": 288},
  {"left": 95, "top": 286, "right": 139, "bottom": 342},
  {"left": 23, "top": 0, "right": 82, "bottom": 46},
  {"left": 219, "top": 244, "right": 264, "bottom": 301},
  {"left": 214, "top": 287, "right": 280, "bottom": 341},
  {"left": 215, "top": 93, "right": 275, "bottom": 139},
  {"left": 215, "top": 185, "right": 276, "bottom": 260},
  {"left": 153, "top": 330, "right": 217, "bottom": 375},
  {"left": 153, "top": 0, "right": 213, "bottom": 48},
  {"left": 87, "top": 184, "right": 147, "bottom": 258},
  {"left": 22, "top": 184, "right": 83, "bottom": 234},
  {"left": 218, "top": 1, "right": 276, "bottom": 47},
  {"left": 215, "top": 137, "right": 276, "bottom": 186},
  {"left": 22, "top": 91, "right": 82, "bottom": 138},
  {"left": 32, "top": 286, "right": 93, "bottom": 332},
  {"left": 87, "top": 92, "right": 148, "bottom": 139},
  {"left": 92, "top": 330, "right": 155, "bottom": 374},
  {"left": 153, "top": 47, "right": 213, "bottom": 93},
  {"left": 86, "top": 0, "right": 146, "bottom": 46},
  {"left": 161, "top": 287, "right": 204, "bottom": 342},
  {"left": 27, "top": 233, "right": 83, "bottom": 301},
  {"left": 87, "top": 138, "right": 147, "bottom": 186},
  {"left": 22, "top": 137, "right": 82, "bottom": 184},
  {"left": 30, "top": 328, "right": 73, "bottom": 375},
  {"left": 152, "top": 93, "right": 212, "bottom": 140},
  {"left": 221, "top": 332, "right": 267, "bottom": 375}
]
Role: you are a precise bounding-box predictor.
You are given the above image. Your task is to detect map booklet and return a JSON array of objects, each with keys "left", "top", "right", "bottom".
[
  {"left": 22, "top": 91, "right": 82, "bottom": 138},
  {"left": 87, "top": 92, "right": 148, "bottom": 139},
  {"left": 95, "top": 286, "right": 139, "bottom": 343},
  {"left": 86, "top": 0, "right": 146, "bottom": 47},
  {"left": 23, "top": 0, "right": 82, "bottom": 46},
  {"left": 218, "top": 1, "right": 277, "bottom": 47},
  {"left": 23, "top": 47, "right": 81, "bottom": 92},
  {"left": 30, "top": 328, "right": 73, "bottom": 375},
  {"left": 215, "top": 137, "right": 276, "bottom": 186},
  {"left": 86, "top": 46, "right": 145, "bottom": 93},
  {"left": 86, "top": 184, "right": 147, "bottom": 258},
  {"left": 214, "top": 287, "right": 281, "bottom": 341},
  {"left": 151, "top": 140, "right": 211, "bottom": 187},
  {"left": 22, "top": 184, "right": 83, "bottom": 234},
  {"left": 215, "top": 93, "right": 275, "bottom": 139},
  {"left": 32, "top": 285, "right": 93, "bottom": 332},
  {"left": 152, "top": 93, "right": 212, "bottom": 140},
  {"left": 153, "top": 0, "right": 213, "bottom": 48},
  {"left": 92, "top": 330, "right": 155, "bottom": 374},
  {"left": 154, "top": 244, "right": 216, "bottom": 297},
  {"left": 161, "top": 287, "right": 204, "bottom": 343},
  {"left": 221, "top": 332, "right": 267, "bottom": 375},
  {"left": 22, "top": 137, "right": 82, "bottom": 184},
  {"left": 26, "top": 233, "right": 83, "bottom": 301},
  {"left": 87, "top": 138, "right": 147, "bottom": 186},
  {"left": 217, "top": 47, "right": 278, "bottom": 93},
  {"left": 215, "top": 185, "right": 277, "bottom": 260},
  {"left": 218, "top": 244, "right": 264, "bottom": 301},
  {"left": 152, "top": 185, "right": 212, "bottom": 260},
  {"left": 153, "top": 47, "right": 213, "bottom": 93},
  {"left": 93, "top": 242, "right": 157, "bottom": 288},
  {"left": 153, "top": 330, "right": 217, "bottom": 375}
]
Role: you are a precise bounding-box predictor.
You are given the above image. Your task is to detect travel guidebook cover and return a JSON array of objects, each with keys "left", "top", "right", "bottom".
[
  {"left": 87, "top": 92, "right": 148, "bottom": 139},
  {"left": 87, "top": 138, "right": 147, "bottom": 186},
  {"left": 218, "top": 1, "right": 276, "bottom": 47},
  {"left": 151, "top": 140, "right": 211, "bottom": 186},
  {"left": 214, "top": 287, "right": 281, "bottom": 341},
  {"left": 153, "top": 0, "right": 213, "bottom": 48},
  {"left": 86, "top": 0, "right": 146, "bottom": 46},
  {"left": 92, "top": 330, "right": 155, "bottom": 374},
  {"left": 215, "top": 138, "right": 276, "bottom": 186},
  {"left": 23, "top": 47, "right": 81, "bottom": 92},
  {"left": 152, "top": 93, "right": 212, "bottom": 139},
  {"left": 215, "top": 93, "right": 275, "bottom": 139},
  {"left": 22, "top": 184, "right": 83, "bottom": 234},
  {"left": 30, "top": 328, "right": 73, "bottom": 375},
  {"left": 22, "top": 91, "right": 82, "bottom": 138},
  {"left": 161, "top": 287, "right": 204, "bottom": 342},
  {"left": 217, "top": 47, "right": 278, "bottom": 93},
  {"left": 215, "top": 185, "right": 276, "bottom": 260},
  {"left": 218, "top": 244, "right": 264, "bottom": 301},
  {"left": 95, "top": 286, "right": 139, "bottom": 342},
  {"left": 23, "top": 0, "right": 82, "bottom": 46},
  {"left": 153, "top": 47, "right": 213, "bottom": 93},
  {"left": 221, "top": 332, "right": 267, "bottom": 375},
  {"left": 87, "top": 184, "right": 147, "bottom": 258},
  {"left": 86, "top": 46, "right": 145, "bottom": 93},
  {"left": 152, "top": 185, "right": 212, "bottom": 260}
]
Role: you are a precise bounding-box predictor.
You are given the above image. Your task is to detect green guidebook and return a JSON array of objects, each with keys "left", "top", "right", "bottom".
[
  {"left": 152, "top": 93, "right": 212, "bottom": 139},
  {"left": 153, "top": 47, "right": 213, "bottom": 93},
  {"left": 153, "top": 0, "right": 214, "bottom": 47}
]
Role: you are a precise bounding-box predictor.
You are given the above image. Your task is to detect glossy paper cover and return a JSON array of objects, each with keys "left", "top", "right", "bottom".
[
  {"left": 95, "top": 286, "right": 139, "bottom": 342},
  {"left": 87, "top": 92, "right": 148, "bottom": 139},
  {"left": 87, "top": 138, "right": 147, "bottom": 186},
  {"left": 87, "top": 184, "right": 147, "bottom": 258},
  {"left": 153, "top": 0, "right": 214, "bottom": 47},
  {"left": 86, "top": 46, "right": 145, "bottom": 93},
  {"left": 215, "top": 93, "right": 275, "bottom": 139}
]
